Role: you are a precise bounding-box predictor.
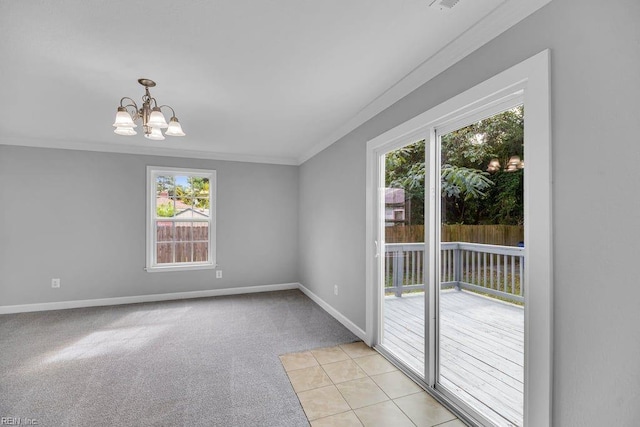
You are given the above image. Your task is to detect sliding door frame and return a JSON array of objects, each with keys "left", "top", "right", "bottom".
[{"left": 365, "top": 50, "right": 552, "bottom": 426}]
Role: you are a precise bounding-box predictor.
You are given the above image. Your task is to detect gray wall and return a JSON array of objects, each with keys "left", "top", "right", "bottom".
[
  {"left": 0, "top": 145, "right": 299, "bottom": 306},
  {"left": 298, "top": 0, "right": 640, "bottom": 425}
]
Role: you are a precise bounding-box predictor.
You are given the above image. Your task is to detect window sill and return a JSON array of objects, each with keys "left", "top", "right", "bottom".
[{"left": 145, "top": 263, "right": 217, "bottom": 273}]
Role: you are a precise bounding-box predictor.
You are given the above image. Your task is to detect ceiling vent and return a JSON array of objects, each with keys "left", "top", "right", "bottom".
[{"left": 430, "top": 0, "right": 460, "bottom": 9}]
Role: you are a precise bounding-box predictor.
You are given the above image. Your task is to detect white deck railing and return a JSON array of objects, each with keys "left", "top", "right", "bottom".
[{"left": 385, "top": 242, "right": 525, "bottom": 303}]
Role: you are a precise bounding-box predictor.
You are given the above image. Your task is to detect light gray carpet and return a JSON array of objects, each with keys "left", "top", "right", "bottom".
[{"left": 0, "top": 290, "right": 358, "bottom": 426}]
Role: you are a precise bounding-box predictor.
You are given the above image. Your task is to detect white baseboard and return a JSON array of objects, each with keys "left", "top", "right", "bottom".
[
  {"left": 0, "top": 283, "right": 300, "bottom": 315},
  {"left": 298, "top": 283, "right": 368, "bottom": 343},
  {"left": 0, "top": 282, "right": 369, "bottom": 345}
]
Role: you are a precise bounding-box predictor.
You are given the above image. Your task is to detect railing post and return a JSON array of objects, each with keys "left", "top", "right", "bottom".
[
  {"left": 453, "top": 244, "right": 461, "bottom": 291},
  {"left": 394, "top": 248, "right": 404, "bottom": 297}
]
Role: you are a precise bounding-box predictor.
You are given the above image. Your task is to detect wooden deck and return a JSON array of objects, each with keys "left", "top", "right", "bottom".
[{"left": 383, "top": 290, "right": 524, "bottom": 427}]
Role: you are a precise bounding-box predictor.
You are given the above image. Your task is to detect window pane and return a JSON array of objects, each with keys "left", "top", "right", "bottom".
[
  {"left": 192, "top": 222, "right": 209, "bottom": 241},
  {"left": 193, "top": 198, "right": 210, "bottom": 217},
  {"left": 156, "top": 196, "right": 176, "bottom": 218},
  {"left": 156, "top": 222, "right": 174, "bottom": 242},
  {"left": 156, "top": 176, "right": 175, "bottom": 197},
  {"left": 175, "top": 175, "right": 191, "bottom": 198},
  {"left": 156, "top": 243, "right": 174, "bottom": 264},
  {"left": 193, "top": 242, "right": 208, "bottom": 262},
  {"left": 175, "top": 242, "right": 193, "bottom": 263},
  {"left": 193, "top": 177, "right": 209, "bottom": 198},
  {"left": 175, "top": 223, "right": 192, "bottom": 241}
]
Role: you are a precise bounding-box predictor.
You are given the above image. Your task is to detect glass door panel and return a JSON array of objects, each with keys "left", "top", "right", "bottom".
[
  {"left": 380, "top": 139, "right": 426, "bottom": 376},
  {"left": 437, "top": 107, "right": 525, "bottom": 426}
]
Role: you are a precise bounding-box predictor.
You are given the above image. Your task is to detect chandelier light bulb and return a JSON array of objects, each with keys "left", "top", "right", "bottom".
[
  {"left": 114, "top": 126, "right": 137, "bottom": 136},
  {"left": 148, "top": 107, "right": 169, "bottom": 129},
  {"left": 145, "top": 126, "right": 165, "bottom": 141},
  {"left": 165, "top": 117, "right": 186, "bottom": 137},
  {"left": 113, "top": 107, "right": 136, "bottom": 128}
]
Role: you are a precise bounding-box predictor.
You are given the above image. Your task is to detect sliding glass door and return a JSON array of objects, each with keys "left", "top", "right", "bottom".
[
  {"left": 369, "top": 51, "right": 551, "bottom": 427},
  {"left": 374, "top": 105, "right": 527, "bottom": 427}
]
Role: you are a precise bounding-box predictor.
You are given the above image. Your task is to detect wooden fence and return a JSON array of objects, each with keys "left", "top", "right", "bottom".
[
  {"left": 156, "top": 224, "right": 209, "bottom": 264},
  {"left": 385, "top": 224, "right": 524, "bottom": 246}
]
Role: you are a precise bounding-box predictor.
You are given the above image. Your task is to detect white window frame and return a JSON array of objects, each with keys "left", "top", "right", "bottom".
[
  {"left": 365, "top": 50, "right": 552, "bottom": 426},
  {"left": 146, "top": 166, "right": 217, "bottom": 273}
]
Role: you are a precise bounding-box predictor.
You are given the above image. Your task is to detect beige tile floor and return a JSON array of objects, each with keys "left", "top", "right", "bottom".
[{"left": 280, "top": 342, "right": 465, "bottom": 427}]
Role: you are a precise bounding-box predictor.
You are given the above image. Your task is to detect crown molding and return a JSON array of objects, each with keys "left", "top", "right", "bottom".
[
  {"left": 0, "top": 136, "right": 299, "bottom": 166},
  {"left": 297, "top": 0, "right": 552, "bottom": 165}
]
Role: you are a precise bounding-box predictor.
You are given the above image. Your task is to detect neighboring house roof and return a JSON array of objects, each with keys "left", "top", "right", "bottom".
[{"left": 175, "top": 208, "right": 209, "bottom": 219}]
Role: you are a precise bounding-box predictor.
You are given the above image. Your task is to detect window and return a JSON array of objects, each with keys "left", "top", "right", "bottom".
[{"left": 146, "top": 166, "right": 216, "bottom": 272}]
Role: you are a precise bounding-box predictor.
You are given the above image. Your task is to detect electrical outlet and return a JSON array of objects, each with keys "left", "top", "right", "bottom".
[
  {"left": 216, "top": 270, "right": 222, "bottom": 279},
  {"left": 334, "top": 284, "right": 338, "bottom": 295},
  {"left": 51, "top": 278, "right": 61, "bottom": 288}
]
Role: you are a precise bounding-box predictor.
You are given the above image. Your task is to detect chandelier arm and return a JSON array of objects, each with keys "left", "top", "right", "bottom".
[
  {"left": 118, "top": 97, "right": 141, "bottom": 120},
  {"left": 119, "top": 97, "right": 138, "bottom": 110},
  {"left": 158, "top": 105, "right": 177, "bottom": 117}
]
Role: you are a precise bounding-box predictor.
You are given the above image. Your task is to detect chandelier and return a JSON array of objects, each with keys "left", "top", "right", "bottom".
[{"left": 112, "top": 78, "right": 185, "bottom": 140}]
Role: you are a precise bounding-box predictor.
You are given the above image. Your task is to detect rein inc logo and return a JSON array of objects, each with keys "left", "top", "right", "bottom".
[{"left": 1, "top": 417, "right": 38, "bottom": 425}]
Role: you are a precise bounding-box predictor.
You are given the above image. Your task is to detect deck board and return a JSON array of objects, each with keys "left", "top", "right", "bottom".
[{"left": 383, "top": 289, "right": 524, "bottom": 427}]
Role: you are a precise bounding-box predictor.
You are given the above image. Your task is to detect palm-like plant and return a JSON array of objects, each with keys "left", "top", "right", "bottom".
[{"left": 441, "top": 165, "right": 494, "bottom": 201}]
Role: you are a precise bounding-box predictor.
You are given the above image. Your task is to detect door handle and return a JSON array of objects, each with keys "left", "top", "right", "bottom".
[{"left": 375, "top": 240, "right": 380, "bottom": 258}]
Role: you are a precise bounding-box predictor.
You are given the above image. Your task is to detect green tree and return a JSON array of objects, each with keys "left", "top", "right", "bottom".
[
  {"left": 156, "top": 176, "right": 175, "bottom": 194},
  {"left": 157, "top": 202, "right": 175, "bottom": 217},
  {"left": 441, "top": 107, "right": 524, "bottom": 169},
  {"left": 385, "top": 106, "right": 524, "bottom": 225},
  {"left": 485, "top": 169, "right": 523, "bottom": 225},
  {"left": 441, "top": 165, "right": 494, "bottom": 223},
  {"left": 440, "top": 106, "right": 523, "bottom": 224}
]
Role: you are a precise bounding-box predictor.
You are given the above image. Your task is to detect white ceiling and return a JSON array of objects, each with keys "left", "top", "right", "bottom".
[{"left": 0, "top": 0, "right": 549, "bottom": 165}]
